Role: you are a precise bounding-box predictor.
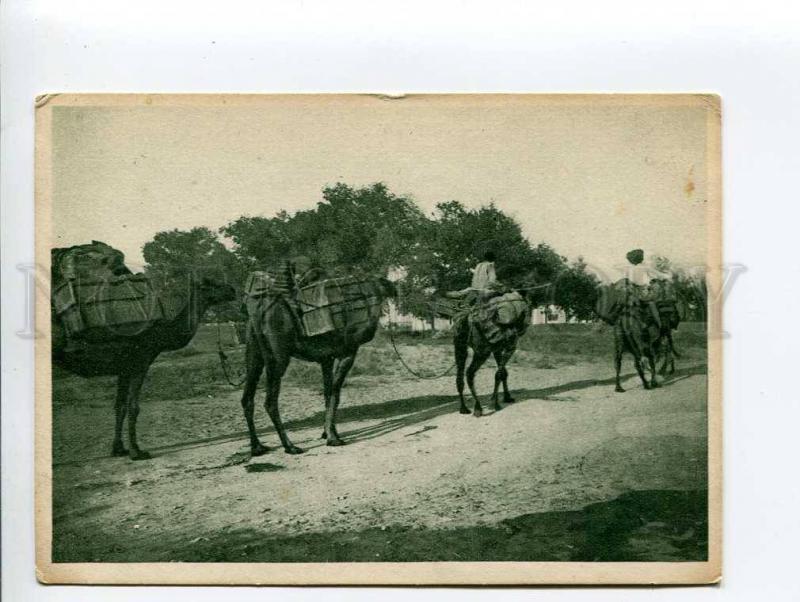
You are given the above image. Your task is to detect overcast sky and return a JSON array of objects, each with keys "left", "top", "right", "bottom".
[{"left": 50, "top": 95, "right": 713, "bottom": 280}]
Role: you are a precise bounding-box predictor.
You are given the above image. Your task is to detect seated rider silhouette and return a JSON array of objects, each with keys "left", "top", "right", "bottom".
[
  {"left": 447, "top": 250, "right": 503, "bottom": 305},
  {"left": 619, "top": 249, "right": 663, "bottom": 330}
]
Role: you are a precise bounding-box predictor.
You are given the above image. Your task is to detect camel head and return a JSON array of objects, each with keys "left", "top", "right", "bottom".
[
  {"left": 518, "top": 283, "right": 550, "bottom": 308},
  {"left": 197, "top": 277, "right": 237, "bottom": 306}
]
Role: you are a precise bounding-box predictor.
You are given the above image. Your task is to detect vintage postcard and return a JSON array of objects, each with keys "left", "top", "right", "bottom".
[{"left": 35, "top": 94, "right": 721, "bottom": 585}]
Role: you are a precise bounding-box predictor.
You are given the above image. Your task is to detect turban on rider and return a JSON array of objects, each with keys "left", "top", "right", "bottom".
[{"left": 626, "top": 249, "right": 644, "bottom": 265}]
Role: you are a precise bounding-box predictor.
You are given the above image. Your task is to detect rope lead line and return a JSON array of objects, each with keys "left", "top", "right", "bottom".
[
  {"left": 217, "top": 321, "right": 247, "bottom": 387},
  {"left": 387, "top": 325, "right": 456, "bottom": 380}
]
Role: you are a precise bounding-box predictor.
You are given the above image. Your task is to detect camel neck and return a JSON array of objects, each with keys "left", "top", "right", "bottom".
[{"left": 161, "top": 281, "right": 207, "bottom": 349}]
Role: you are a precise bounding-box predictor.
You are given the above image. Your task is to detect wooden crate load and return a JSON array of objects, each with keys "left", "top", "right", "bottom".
[
  {"left": 297, "top": 277, "right": 384, "bottom": 337},
  {"left": 52, "top": 273, "right": 164, "bottom": 341},
  {"left": 51, "top": 241, "right": 166, "bottom": 342}
]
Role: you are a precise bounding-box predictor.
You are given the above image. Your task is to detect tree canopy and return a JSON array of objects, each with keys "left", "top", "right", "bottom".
[
  {"left": 140, "top": 182, "right": 644, "bottom": 322},
  {"left": 142, "top": 226, "right": 243, "bottom": 285},
  {"left": 220, "top": 183, "right": 425, "bottom": 275}
]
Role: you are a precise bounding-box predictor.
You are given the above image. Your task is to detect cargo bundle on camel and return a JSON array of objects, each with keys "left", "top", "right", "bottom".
[
  {"left": 50, "top": 241, "right": 236, "bottom": 460},
  {"left": 239, "top": 258, "right": 397, "bottom": 456},
  {"left": 594, "top": 249, "right": 684, "bottom": 392}
]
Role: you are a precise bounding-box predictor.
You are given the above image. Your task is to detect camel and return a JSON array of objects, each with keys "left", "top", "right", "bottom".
[
  {"left": 52, "top": 275, "right": 236, "bottom": 460},
  {"left": 240, "top": 276, "right": 396, "bottom": 456},
  {"left": 599, "top": 281, "right": 684, "bottom": 392},
  {"left": 612, "top": 311, "right": 663, "bottom": 392},
  {"left": 453, "top": 293, "right": 532, "bottom": 417}
]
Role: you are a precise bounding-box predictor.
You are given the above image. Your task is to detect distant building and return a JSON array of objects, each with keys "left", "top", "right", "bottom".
[
  {"left": 381, "top": 300, "right": 452, "bottom": 332},
  {"left": 531, "top": 305, "right": 568, "bottom": 325}
]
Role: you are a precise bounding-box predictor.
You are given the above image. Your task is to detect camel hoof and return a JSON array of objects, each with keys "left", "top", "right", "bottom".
[
  {"left": 473, "top": 408, "right": 483, "bottom": 418},
  {"left": 651, "top": 380, "right": 662, "bottom": 389},
  {"left": 615, "top": 386, "right": 625, "bottom": 393},
  {"left": 284, "top": 445, "right": 305, "bottom": 455},
  {"left": 459, "top": 407, "right": 471, "bottom": 415},
  {"left": 326, "top": 438, "right": 346, "bottom": 447},
  {"left": 111, "top": 444, "right": 128, "bottom": 457},
  {"left": 504, "top": 396, "right": 516, "bottom": 404},
  {"left": 251, "top": 444, "right": 269, "bottom": 457},
  {"left": 129, "top": 449, "right": 151, "bottom": 461},
  {"left": 320, "top": 431, "right": 327, "bottom": 439},
  {"left": 643, "top": 382, "right": 652, "bottom": 390}
]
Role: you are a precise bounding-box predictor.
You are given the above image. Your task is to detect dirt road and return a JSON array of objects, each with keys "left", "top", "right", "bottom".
[{"left": 52, "top": 340, "right": 708, "bottom": 562}]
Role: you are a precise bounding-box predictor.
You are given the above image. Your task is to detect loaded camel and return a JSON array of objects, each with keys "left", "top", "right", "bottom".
[
  {"left": 453, "top": 291, "right": 533, "bottom": 417},
  {"left": 240, "top": 267, "right": 396, "bottom": 456},
  {"left": 598, "top": 278, "right": 682, "bottom": 392},
  {"left": 52, "top": 274, "right": 236, "bottom": 460},
  {"left": 611, "top": 305, "right": 662, "bottom": 392}
]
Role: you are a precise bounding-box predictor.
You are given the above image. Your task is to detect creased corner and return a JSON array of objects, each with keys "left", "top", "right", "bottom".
[{"left": 35, "top": 94, "right": 60, "bottom": 109}]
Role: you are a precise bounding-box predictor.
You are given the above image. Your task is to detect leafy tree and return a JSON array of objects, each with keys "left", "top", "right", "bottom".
[
  {"left": 221, "top": 183, "right": 426, "bottom": 275},
  {"left": 143, "top": 226, "right": 243, "bottom": 282},
  {"left": 551, "top": 257, "right": 601, "bottom": 321},
  {"left": 398, "top": 201, "right": 568, "bottom": 316}
]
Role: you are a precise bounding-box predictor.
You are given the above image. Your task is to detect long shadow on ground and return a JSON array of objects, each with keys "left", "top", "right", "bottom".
[
  {"left": 55, "top": 363, "right": 707, "bottom": 464},
  {"left": 53, "top": 489, "right": 708, "bottom": 563}
]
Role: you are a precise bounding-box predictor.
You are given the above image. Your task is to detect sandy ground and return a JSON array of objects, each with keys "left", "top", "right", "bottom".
[{"left": 51, "top": 345, "right": 708, "bottom": 562}]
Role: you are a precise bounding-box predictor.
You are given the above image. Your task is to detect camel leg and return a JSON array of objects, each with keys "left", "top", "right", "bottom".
[
  {"left": 455, "top": 331, "right": 470, "bottom": 414},
  {"left": 627, "top": 325, "right": 650, "bottom": 390},
  {"left": 111, "top": 374, "right": 130, "bottom": 456},
  {"left": 126, "top": 369, "right": 151, "bottom": 461},
  {"left": 490, "top": 355, "right": 502, "bottom": 410},
  {"left": 241, "top": 339, "right": 268, "bottom": 456},
  {"left": 466, "top": 349, "right": 491, "bottom": 417},
  {"left": 614, "top": 331, "right": 625, "bottom": 393},
  {"left": 494, "top": 347, "right": 516, "bottom": 405},
  {"left": 326, "top": 352, "right": 357, "bottom": 446},
  {"left": 646, "top": 335, "right": 660, "bottom": 387},
  {"left": 320, "top": 357, "right": 334, "bottom": 439},
  {"left": 659, "top": 338, "right": 670, "bottom": 376},
  {"left": 263, "top": 357, "right": 304, "bottom": 455},
  {"left": 646, "top": 349, "right": 660, "bottom": 388},
  {"left": 634, "top": 355, "right": 650, "bottom": 390},
  {"left": 667, "top": 331, "right": 677, "bottom": 374}
]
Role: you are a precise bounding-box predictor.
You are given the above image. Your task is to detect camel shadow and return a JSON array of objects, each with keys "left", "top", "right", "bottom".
[
  {"left": 141, "top": 362, "right": 708, "bottom": 456},
  {"left": 510, "top": 363, "right": 707, "bottom": 401},
  {"left": 49, "top": 361, "right": 708, "bottom": 465}
]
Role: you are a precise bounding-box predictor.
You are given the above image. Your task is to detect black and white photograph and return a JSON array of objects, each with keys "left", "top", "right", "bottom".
[{"left": 34, "top": 93, "right": 721, "bottom": 584}]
